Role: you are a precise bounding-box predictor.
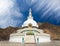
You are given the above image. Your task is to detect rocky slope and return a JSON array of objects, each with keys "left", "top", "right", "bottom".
[{"left": 0, "top": 23, "right": 60, "bottom": 41}]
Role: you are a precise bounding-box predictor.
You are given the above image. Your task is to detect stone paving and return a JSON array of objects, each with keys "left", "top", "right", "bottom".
[{"left": 0, "top": 40, "right": 60, "bottom": 46}]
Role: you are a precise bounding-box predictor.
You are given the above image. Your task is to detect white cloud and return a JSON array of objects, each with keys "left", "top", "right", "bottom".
[
  {"left": 41, "top": 0, "right": 60, "bottom": 18},
  {"left": 31, "top": 0, "right": 37, "bottom": 3},
  {"left": 32, "top": 0, "right": 60, "bottom": 19},
  {"left": 0, "top": 0, "right": 14, "bottom": 15},
  {"left": 0, "top": 0, "right": 23, "bottom": 28}
]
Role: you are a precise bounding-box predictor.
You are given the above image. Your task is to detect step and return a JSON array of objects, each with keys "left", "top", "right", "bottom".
[{"left": 25, "top": 35, "right": 35, "bottom": 43}]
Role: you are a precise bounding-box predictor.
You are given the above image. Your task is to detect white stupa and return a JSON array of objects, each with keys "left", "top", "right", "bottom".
[
  {"left": 22, "top": 9, "right": 38, "bottom": 27},
  {"left": 9, "top": 8, "right": 51, "bottom": 43}
]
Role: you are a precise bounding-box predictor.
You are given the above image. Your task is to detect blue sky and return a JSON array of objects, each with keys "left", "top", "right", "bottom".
[{"left": 0, "top": 0, "right": 60, "bottom": 28}]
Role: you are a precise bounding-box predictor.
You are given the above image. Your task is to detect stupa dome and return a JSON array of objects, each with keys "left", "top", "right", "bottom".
[{"left": 22, "top": 9, "right": 38, "bottom": 27}]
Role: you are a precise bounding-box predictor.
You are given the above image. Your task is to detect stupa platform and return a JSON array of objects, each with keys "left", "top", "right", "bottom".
[{"left": 0, "top": 40, "right": 60, "bottom": 46}]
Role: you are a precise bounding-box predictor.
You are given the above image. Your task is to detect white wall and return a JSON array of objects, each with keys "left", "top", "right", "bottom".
[
  {"left": 35, "top": 36, "right": 51, "bottom": 43},
  {"left": 9, "top": 36, "right": 24, "bottom": 43}
]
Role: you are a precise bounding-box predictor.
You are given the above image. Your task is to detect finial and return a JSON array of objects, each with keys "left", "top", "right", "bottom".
[
  {"left": 27, "top": 8, "right": 33, "bottom": 19},
  {"left": 29, "top": 8, "right": 33, "bottom": 18},
  {"left": 29, "top": 8, "right": 32, "bottom": 13}
]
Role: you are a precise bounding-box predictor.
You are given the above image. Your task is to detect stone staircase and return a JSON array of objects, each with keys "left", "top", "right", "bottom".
[{"left": 25, "top": 35, "right": 35, "bottom": 43}]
